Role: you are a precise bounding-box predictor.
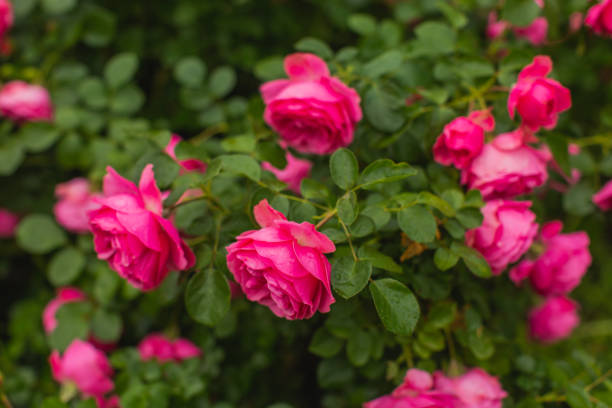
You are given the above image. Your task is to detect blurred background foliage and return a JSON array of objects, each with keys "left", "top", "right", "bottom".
[{"left": 2, "top": 0, "right": 612, "bottom": 407}]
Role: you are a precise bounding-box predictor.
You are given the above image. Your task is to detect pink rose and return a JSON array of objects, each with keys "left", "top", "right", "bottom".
[
  {"left": 88, "top": 165, "right": 195, "bottom": 291},
  {"left": 593, "top": 179, "right": 612, "bottom": 210},
  {"left": 534, "top": 0, "right": 544, "bottom": 7},
  {"left": 226, "top": 199, "right": 335, "bottom": 320},
  {"left": 165, "top": 134, "right": 207, "bottom": 174},
  {"left": 487, "top": 12, "right": 510, "bottom": 39},
  {"left": 513, "top": 17, "right": 548, "bottom": 45},
  {"left": 466, "top": 200, "right": 538, "bottom": 275},
  {"left": 49, "top": 340, "right": 115, "bottom": 404},
  {"left": 262, "top": 152, "right": 312, "bottom": 194},
  {"left": 0, "top": 207, "right": 18, "bottom": 237},
  {"left": 138, "top": 333, "right": 201, "bottom": 363},
  {"left": 508, "top": 56, "right": 571, "bottom": 131},
  {"left": 434, "top": 368, "right": 508, "bottom": 408},
  {"left": 260, "top": 53, "right": 362, "bottom": 155},
  {"left": 364, "top": 369, "right": 459, "bottom": 408},
  {"left": 511, "top": 221, "right": 591, "bottom": 295},
  {"left": 585, "top": 0, "right": 612, "bottom": 36},
  {"left": 54, "top": 178, "right": 101, "bottom": 234},
  {"left": 42, "top": 287, "right": 87, "bottom": 333},
  {"left": 0, "top": 80, "right": 53, "bottom": 122},
  {"left": 0, "top": 0, "right": 12, "bottom": 38},
  {"left": 462, "top": 131, "right": 549, "bottom": 200},
  {"left": 529, "top": 296, "right": 580, "bottom": 342},
  {"left": 570, "top": 12, "right": 584, "bottom": 33},
  {"left": 433, "top": 109, "right": 494, "bottom": 170}
]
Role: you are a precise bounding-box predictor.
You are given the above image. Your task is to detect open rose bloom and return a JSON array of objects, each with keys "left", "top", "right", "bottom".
[
  {"left": 434, "top": 369, "right": 508, "bottom": 408},
  {"left": 0, "top": 80, "right": 54, "bottom": 122},
  {"left": 466, "top": 200, "right": 538, "bottom": 275},
  {"left": 49, "top": 340, "right": 115, "bottom": 407},
  {"left": 510, "top": 221, "right": 591, "bottom": 295},
  {"left": 88, "top": 165, "right": 195, "bottom": 291},
  {"left": 433, "top": 109, "right": 494, "bottom": 170},
  {"left": 513, "top": 17, "right": 548, "bottom": 45},
  {"left": 508, "top": 56, "right": 571, "bottom": 131},
  {"left": 138, "top": 333, "right": 201, "bottom": 363},
  {"left": 226, "top": 199, "right": 335, "bottom": 320},
  {"left": 262, "top": 152, "right": 312, "bottom": 194},
  {"left": 529, "top": 296, "right": 580, "bottom": 342},
  {"left": 585, "top": 0, "right": 612, "bottom": 36},
  {"left": 260, "top": 53, "right": 362, "bottom": 155},
  {"left": 462, "top": 131, "right": 549, "bottom": 200}
]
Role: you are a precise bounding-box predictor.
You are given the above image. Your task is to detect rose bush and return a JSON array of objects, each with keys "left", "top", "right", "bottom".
[{"left": 2, "top": 0, "right": 612, "bottom": 407}]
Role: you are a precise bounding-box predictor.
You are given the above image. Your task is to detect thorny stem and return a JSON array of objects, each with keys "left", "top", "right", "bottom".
[{"left": 585, "top": 368, "right": 612, "bottom": 392}]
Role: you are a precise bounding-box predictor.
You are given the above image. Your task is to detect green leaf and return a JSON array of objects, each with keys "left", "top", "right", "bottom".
[
  {"left": 398, "top": 205, "right": 437, "bottom": 243},
  {"left": 349, "top": 215, "right": 375, "bottom": 238},
  {"left": 42, "top": 0, "right": 76, "bottom": 15},
  {"left": 221, "top": 134, "right": 256, "bottom": 153},
  {"left": 48, "top": 247, "right": 86, "bottom": 286},
  {"left": 185, "top": 269, "right": 231, "bottom": 326},
  {"left": 209, "top": 66, "right": 237, "bottom": 98},
  {"left": 436, "top": 1, "right": 468, "bottom": 28},
  {"left": 331, "top": 257, "right": 372, "bottom": 299},
  {"left": 433, "top": 247, "right": 459, "bottom": 271},
  {"left": 330, "top": 148, "right": 359, "bottom": 190},
  {"left": 0, "top": 141, "right": 24, "bottom": 176},
  {"left": 358, "top": 246, "right": 402, "bottom": 273},
  {"left": 417, "top": 192, "right": 455, "bottom": 217},
  {"left": 294, "top": 37, "right": 333, "bottom": 59},
  {"left": 91, "top": 309, "right": 122, "bottom": 343},
  {"left": 301, "top": 178, "right": 331, "bottom": 202},
  {"left": 254, "top": 56, "right": 285, "bottom": 81},
  {"left": 545, "top": 134, "right": 571, "bottom": 176},
  {"left": 362, "top": 50, "right": 403, "bottom": 78},
  {"left": 347, "top": 13, "right": 377, "bottom": 36},
  {"left": 413, "top": 22, "right": 456, "bottom": 56},
  {"left": 450, "top": 242, "right": 492, "bottom": 278},
  {"left": 566, "top": 385, "right": 593, "bottom": 408},
  {"left": 174, "top": 57, "right": 207, "bottom": 87},
  {"left": 427, "top": 302, "right": 457, "bottom": 329},
  {"left": 17, "top": 214, "right": 67, "bottom": 254},
  {"left": 110, "top": 85, "right": 145, "bottom": 114},
  {"left": 42, "top": 397, "right": 69, "bottom": 408},
  {"left": 309, "top": 327, "right": 343, "bottom": 358},
  {"left": 502, "top": 0, "right": 541, "bottom": 26},
  {"left": 104, "top": 53, "right": 139, "bottom": 89},
  {"left": 79, "top": 78, "right": 108, "bottom": 109},
  {"left": 467, "top": 330, "right": 495, "bottom": 360},
  {"left": 82, "top": 7, "right": 117, "bottom": 47},
  {"left": 418, "top": 329, "right": 445, "bottom": 351},
  {"left": 256, "top": 140, "right": 287, "bottom": 169},
  {"left": 364, "top": 87, "right": 405, "bottom": 133},
  {"left": 48, "top": 303, "right": 91, "bottom": 352},
  {"left": 20, "top": 122, "right": 62, "bottom": 153},
  {"left": 455, "top": 207, "right": 483, "bottom": 229},
  {"left": 563, "top": 182, "right": 595, "bottom": 217},
  {"left": 370, "top": 279, "right": 420, "bottom": 336},
  {"left": 359, "top": 159, "right": 416, "bottom": 189},
  {"left": 336, "top": 192, "right": 358, "bottom": 225},
  {"left": 346, "top": 330, "right": 372, "bottom": 366},
  {"left": 220, "top": 154, "right": 261, "bottom": 182}
]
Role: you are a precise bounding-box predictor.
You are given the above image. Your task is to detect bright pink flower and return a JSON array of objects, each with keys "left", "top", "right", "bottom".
[
  {"left": 138, "top": 333, "right": 201, "bottom": 363},
  {"left": 262, "top": 152, "right": 312, "bottom": 194},
  {"left": 0, "top": 81, "right": 53, "bottom": 122},
  {"left": 0, "top": 0, "right": 13, "bottom": 39},
  {"left": 54, "top": 178, "right": 101, "bottom": 234},
  {"left": 513, "top": 17, "right": 548, "bottom": 45},
  {"left": 529, "top": 296, "right": 580, "bottom": 342},
  {"left": 512, "top": 221, "right": 591, "bottom": 294},
  {"left": 165, "top": 134, "right": 207, "bottom": 174},
  {"left": 570, "top": 12, "right": 584, "bottom": 33},
  {"left": 226, "top": 199, "right": 335, "bottom": 320},
  {"left": 49, "top": 340, "right": 114, "bottom": 403},
  {"left": 433, "top": 110, "right": 494, "bottom": 170},
  {"left": 487, "top": 12, "right": 510, "bottom": 39},
  {"left": 462, "top": 132, "right": 549, "bottom": 200},
  {"left": 434, "top": 368, "right": 508, "bottom": 408},
  {"left": 364, "top": 369, "right": 459, "bottom": 408},
  {"left": 534, "top": 0, "right": 544, "bottom": 7},
  {"left": 508, "top": 56, "right": 571, "bottom": 131},
  {"left": 260, "top": 53, "right": 362, "bottom": 155},
  {"left": 466, "top": 200, "right": 538, "bottom": 275},
  {"left": 88, "top": 165, "right": 195, "bottom": 291},
  {"left": 0, "top": 207, "right": 18, "bottom": 237},
  {"left": 593, "top": 179, "right": 612, "bottom": 210},
  {"left": 42, "top": 287, "right": 86, "bottom": 333},
  {"left": 585, "top": 0, "right": 612, "bottom": 36},
  {"left": 509, "top": 259, "right": 535, "bottom": 285}
]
